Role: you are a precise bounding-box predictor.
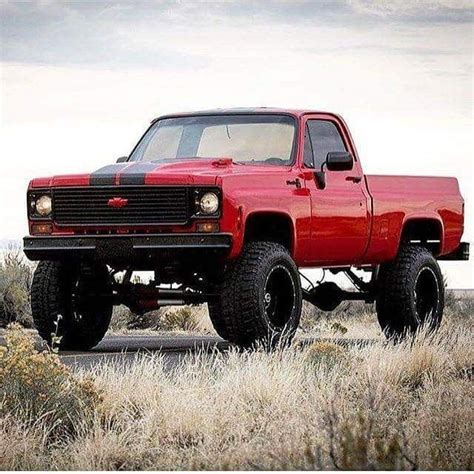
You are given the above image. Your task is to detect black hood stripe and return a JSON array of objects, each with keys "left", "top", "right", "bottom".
[
  {"left": 89, "top": 162, "right": 160, "bottom": 186},
  {"left": 119, "top": 162, "right": 159, "bottom": 185},
  {"left": 90, "top": 163, "right": 129, "bottom": 186}
]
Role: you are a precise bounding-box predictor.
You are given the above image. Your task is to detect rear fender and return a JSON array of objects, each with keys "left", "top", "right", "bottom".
[{"left": 399, "top": 214, "right": 444, "bottom": 256}]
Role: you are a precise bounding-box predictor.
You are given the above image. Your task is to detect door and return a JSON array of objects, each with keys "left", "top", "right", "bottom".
[{"left": 303, "top": 116, "right": 370, "bottom": 265}]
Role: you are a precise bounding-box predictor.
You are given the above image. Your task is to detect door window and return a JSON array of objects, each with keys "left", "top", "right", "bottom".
[
  {"left": 303, "top": 125, "right": 315, "bottom": 168},
  {"left": 307, "top": 120, "right": 347, "bottom": 169}
]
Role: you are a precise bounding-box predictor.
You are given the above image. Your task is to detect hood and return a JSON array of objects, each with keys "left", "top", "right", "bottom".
[{"left": 30, "top": 158, "right": 284, "bottom": 188}]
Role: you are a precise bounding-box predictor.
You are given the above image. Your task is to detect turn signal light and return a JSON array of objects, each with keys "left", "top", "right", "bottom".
[
  {"left": 196, "top": 222, "right": 219, "bottom": 233},
  {"left": 31, "top": 223, "right": 53, "bottom": 235}
]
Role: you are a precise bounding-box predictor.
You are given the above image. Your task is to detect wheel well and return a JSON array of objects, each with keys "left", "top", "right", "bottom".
[
  {"left": 401, "top": 219, "right": 442, "bottom": 254},
  {"left": 244, "top": 212, "right": 294, "bottom": 252}
]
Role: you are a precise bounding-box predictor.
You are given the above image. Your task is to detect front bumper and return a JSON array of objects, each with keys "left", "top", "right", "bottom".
[{"left": 23, "top": 233, "right": 232, "bottom": 261}]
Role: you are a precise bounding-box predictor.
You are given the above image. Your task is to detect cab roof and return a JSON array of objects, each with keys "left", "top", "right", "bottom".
[{"left": 153, "top": 107, "right": 339, "bottom": 122}]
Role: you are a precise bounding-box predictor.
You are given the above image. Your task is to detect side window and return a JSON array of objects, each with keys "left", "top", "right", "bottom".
[
  {"left": 307, "top": 120, "right": 347, "bottom": 169},
  {"left": 303, "top": 125, "right": 314, "bottom": 168}
]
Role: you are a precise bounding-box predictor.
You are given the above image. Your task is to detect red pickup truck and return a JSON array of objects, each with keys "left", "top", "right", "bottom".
[{"left": 24, "top": 108, "right": 469, "bottom": 349}]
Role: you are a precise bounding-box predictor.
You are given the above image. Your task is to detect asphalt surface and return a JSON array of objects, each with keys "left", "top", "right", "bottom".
[
  {"left": 0, "top": 331, "right": 231, "bottom": 370},
  {"left": 0, "top": 331, "right": 375, "bottom": 370}
]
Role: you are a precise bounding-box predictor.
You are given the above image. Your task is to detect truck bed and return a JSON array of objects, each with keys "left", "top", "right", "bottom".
[{"left": 364, "top": 175, "right": 464, "bottom": 262}]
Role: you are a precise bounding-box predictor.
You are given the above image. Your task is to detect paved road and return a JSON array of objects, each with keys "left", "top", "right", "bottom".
[
  {"left": 64, "top": 334, "right": 232, "bottom": 369},
  {"left": 0, "top": 331, "right": 375, "bottom": 370},
  {"left": 0, "top": 331, "right": 230, "bottom": 369}
]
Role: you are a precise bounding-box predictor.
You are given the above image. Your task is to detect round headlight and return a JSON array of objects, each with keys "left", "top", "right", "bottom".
[
  {"left": 199, "top": 192, "right": 219, "bottom": 214},
  {"left": 35, "top": 195, "right": 52, "bottom": 216}
]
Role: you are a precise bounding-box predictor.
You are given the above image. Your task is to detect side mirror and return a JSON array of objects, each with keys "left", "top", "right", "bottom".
[
  {"left": 313, "top": 151, "right": 354, "bottom": 189},
  {"left": 326, "top": 151, "right": 353, "bottom": 171},
  {"left": 116, "top": 156, "right": 128, "bottom": 163}
]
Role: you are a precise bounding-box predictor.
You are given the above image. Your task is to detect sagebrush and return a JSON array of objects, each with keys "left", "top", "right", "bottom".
[
  {"left": 0, "top": 249, "right": 33, "bottom": 328},
  {"left": 0, "top": 324, "right": 102, "bottom": 439}
]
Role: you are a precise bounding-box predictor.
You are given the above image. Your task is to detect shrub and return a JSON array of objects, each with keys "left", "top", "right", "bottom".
[
  {"left": 0, "top": 324, "right": 102, "bottom": 437},
  {"left": 109, "top": 305, "right": 136, "bottom": 331},
  {"left": 0, "top": 249, "right": 33, "bottom": 328},
  {"left": 323, "top": 411, "right": 410, "bottom": 470},
  {"left": 109, "top": 305, "right": 211, "bottom": 333},
  {"left": 299, "top": 300, "right": 376, "bottom": 334},
  {"left": 444, "top": 290, "right": 474, "bottom": 321},
  {"left": 159, "top": 306, "right": 199, "bottom": 331},
  {"left": 110, "top": 305, "right": 165, "bottom": 331},
  {"left": 330, "top": 321, "right": 348, "bottom": 335},
  {"left": 305, "top": 341, "right": 348, "bottom": 368}
]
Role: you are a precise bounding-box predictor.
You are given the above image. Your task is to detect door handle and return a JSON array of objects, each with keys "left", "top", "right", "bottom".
[
  {"left": 286, "top": 178, "right": 302, "bottom": 189},
  {"left": 346, "top": 176, "right": 362, "bottom": 183}
]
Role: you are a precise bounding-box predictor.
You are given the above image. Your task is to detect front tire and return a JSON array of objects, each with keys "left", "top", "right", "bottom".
[
  {"left": 208, "top": 241, "right": 302, "bottom": 348},
  {"left": 376, "top": 245, "right": 444, "bottom": 339},
  {"left": 31, "top": 261, "right": 113, "bottom": 350}
]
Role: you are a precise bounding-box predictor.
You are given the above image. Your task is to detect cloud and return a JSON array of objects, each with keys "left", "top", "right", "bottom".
[
  {"left": 1, "top": 0, "right": 472, "bottom": 69},
  {"left": 0, "top": 1, "right": 208, "bottom": 69},
  {"left": 347, "top": 0, "right": 473, "bottom": 22}
]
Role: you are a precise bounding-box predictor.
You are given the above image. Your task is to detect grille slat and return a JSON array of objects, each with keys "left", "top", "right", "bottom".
[
  {"left": 53, "top": 186, "right": 191, "bottom": 225},
  {"left": 54, "top": 209, "right": 187, "bottom": 213},
  {"left": 54, "top": 203, "right": 188, "bottom": 208}
]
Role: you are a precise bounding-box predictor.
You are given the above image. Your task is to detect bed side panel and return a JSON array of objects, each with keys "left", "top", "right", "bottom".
[{"left": 364, "top": 175, "right": 463, "bottom": 263}]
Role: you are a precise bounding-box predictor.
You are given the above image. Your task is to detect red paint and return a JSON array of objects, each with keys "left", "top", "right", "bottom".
[
  {"left": 107, "top": 197, "right": 129, "bottom": 208},
  {"left": 27, "top": 108, "right": 466, "bottom": 267}
]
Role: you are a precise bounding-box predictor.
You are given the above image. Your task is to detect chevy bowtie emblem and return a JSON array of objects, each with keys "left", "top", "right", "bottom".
[{"left": 107, "top": 197, "right": 128, "bottom": 208}]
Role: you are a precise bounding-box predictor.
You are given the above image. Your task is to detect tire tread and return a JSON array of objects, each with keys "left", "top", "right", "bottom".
[{"left": 208, "top": 241, "right": 302, "bottom": 346}]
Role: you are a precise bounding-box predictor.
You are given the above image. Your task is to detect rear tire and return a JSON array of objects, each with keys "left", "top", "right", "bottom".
[
  {"left": 376, "top": 245, "right": 444, "bottom": 339},
  {"left": 31, "top": 261, "right": 113, "bottom": 350},
  {"left": 208, "top": 241, "right": 302, "bottom": 348}
]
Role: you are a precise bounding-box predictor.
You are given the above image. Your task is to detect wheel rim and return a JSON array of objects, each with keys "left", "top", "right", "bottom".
[
  {"left": 264, "top": 265, "right": 296, "bottom": 329},
  {"left": 70, "top": 270, "right": 111, "bottom": 325},
  {"left": 414, "top": 267, "right": 440, "bottom": 325},
  {"left": 71, "top": 278, "right": 82, "bottom": 321}
]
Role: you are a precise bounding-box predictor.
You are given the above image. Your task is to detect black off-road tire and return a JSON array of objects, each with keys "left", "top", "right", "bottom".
[
  {"left": 208, "top": 241, "right": 302, "bottom": 348},
  {"left": 31, "top": 261, "right": 113, "bottom": 350},
  {"left": 376, "top": 245, "right": 444, "bottom": 339}
]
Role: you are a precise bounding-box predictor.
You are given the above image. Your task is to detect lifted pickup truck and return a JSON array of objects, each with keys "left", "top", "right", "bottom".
[{"left": 24, "top": 108, "right": 469, "bottom": 349}]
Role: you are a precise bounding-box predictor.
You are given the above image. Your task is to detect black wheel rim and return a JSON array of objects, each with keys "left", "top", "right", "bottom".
[
  {"left": 263, "top": 265, "right": 296, "bottom": 329},
  {"left": 70, "top": 270, "right": 110, "bottom": 324},
  {"left": 414, "top": 267, "right": 440, "bottom": 325}
]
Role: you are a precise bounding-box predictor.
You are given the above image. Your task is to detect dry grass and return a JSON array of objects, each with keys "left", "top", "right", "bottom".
[{"left": 1, "top": 313, "right": 473, "bottom": 470}]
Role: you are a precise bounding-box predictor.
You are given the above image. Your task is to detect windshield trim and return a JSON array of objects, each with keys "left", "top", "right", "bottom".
[{"left": 128, "top": 112, "right": 299, "bottom": 166}]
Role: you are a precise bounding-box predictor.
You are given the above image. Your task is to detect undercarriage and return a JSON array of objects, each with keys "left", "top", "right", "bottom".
[
  {"left": 29, "top": 241, "right": 446, "bottom": 351},
  {"left": 302, "top": 267, "right": 377, "bottom": 311},
  {"left": 113, "top": 268, "right": 215, "bottom": 314},
  {"left": 111, "top": 265, "right": 378, "bottom": 316}
]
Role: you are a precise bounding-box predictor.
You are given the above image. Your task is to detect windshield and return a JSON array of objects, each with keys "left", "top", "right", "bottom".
[{"left": 129, "top": 114, "right": 296, "bottom": 166}]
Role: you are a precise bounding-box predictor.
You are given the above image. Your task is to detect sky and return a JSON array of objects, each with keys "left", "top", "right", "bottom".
[{"left": 0, "top": 0, "right": 472, "bottom": 287}]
